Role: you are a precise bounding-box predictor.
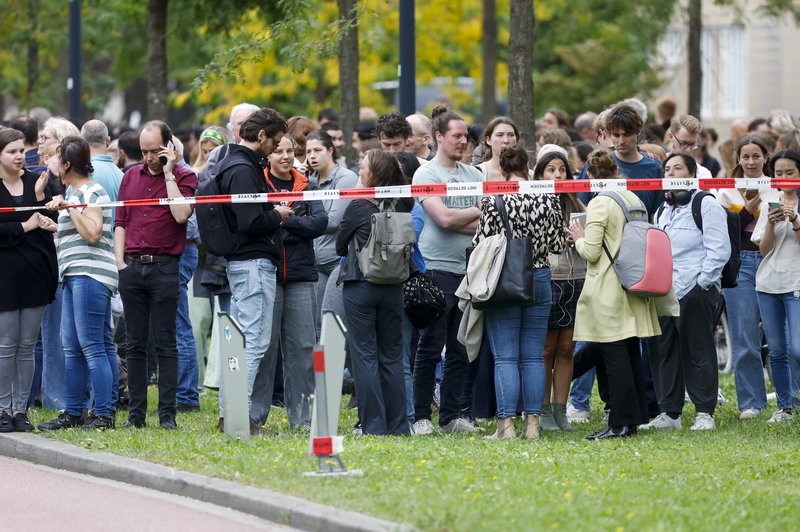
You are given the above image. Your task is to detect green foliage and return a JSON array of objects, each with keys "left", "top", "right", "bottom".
[
  {"left": 533, "top": 0, "right": 679, "bottom": 115},
  {"left": 30, "top": 376, "right": 800, "bottom": 531}
]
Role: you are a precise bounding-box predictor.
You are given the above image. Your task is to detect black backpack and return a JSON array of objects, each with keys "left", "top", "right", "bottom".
[
  {"left": 657, "top": 191, "right": 741, "bottom": 288},
  {"left": 195, "top": 145, "right": 242, "bottom": 257}
]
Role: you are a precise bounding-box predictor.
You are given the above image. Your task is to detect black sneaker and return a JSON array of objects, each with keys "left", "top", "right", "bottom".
[
  {"left": 159, "top": 416, "right": 177, "bottom": 430},
  {"left": 176, "top": 403, "right": 200, "bottom": 413},
  {"left": 122, "top": 416, "right": 146, "bottom": 428},
  {"left": 0, "top": 412, "right": 13, "bottom": 433},
  {"left": 12, "top": 412, "right": 34, "bottom": 432},
  {"left": 39, "top": 412, "right": 84, "bottom": 431},
  {"left": 82, "top": 415, "right": 115, "bottom": 431}
]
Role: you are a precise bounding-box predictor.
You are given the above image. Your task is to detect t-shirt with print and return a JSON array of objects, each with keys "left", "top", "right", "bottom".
[
  {"left": 56, "top": 181, "right": 118, "bottom": 294},
  {"left": 412, "top": 159, "right": 483, "bottom": 275}
]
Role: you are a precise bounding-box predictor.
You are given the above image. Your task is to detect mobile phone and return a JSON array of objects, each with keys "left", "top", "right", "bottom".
[
  {"left": 768, "top": 202, "right": 781, "bottom": 211},
  {"left": 159, "top": 140, "right": 173, "bottom": 166},
  {"left": 744, "top": 189, "right": 759, "bottom": 200},
  {"left": 570, "top": 212, "right": 587, "bottom": 227}
]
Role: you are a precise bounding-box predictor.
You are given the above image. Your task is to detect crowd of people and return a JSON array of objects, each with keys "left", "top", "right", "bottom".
[{"left": 0, "top": 97, "right": 798, "bottom": 441}]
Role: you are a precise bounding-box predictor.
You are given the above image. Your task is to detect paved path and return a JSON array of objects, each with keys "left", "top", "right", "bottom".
[{"left": 2, "top": 456, "right": 295, "bottom": 532}]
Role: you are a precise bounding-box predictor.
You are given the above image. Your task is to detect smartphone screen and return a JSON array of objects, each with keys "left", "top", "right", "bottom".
[{"left": 570, "top": 212, "right": 587, "bottom": 226}]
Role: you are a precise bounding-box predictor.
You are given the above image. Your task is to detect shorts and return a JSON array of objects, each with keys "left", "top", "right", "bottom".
[{"left": 547, "top": 278, "right": 584, "bottom": 331}]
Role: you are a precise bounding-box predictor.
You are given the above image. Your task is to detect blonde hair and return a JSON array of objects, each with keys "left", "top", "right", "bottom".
[
  {"left": 42, "top": 117, "right": 80, "bottom": 143},
  {"left": 669, "top": 114, "right": 702, "bottom": 136},
  {"left": 638, "top": 143, "right": 667, "bottom": 164},
  {"left": 40, "top": 142, "right": 59, "bottom": 163}
]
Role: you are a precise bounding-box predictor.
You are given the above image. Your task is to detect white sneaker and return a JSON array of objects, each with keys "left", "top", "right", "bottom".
[
  {"left": 412, "top": 419, "right": 435, "bottom": 436},
  {"left": 767, "top": 409, "right": 794, "bottom": 423},
  {"left": 690, "top": 413, "right": 716, "bottom": 431},
  {"left": 440, "top": 417, "right": 482, "bottom": 434},
  {"left": 566, "top": 404, "right": 590, "bottom": 423},
  {"left": 739, "top": 408, "right": 761, "bottom": 420},
  {"left": 640, "top": 413, "right": 682, "bottom": 430}
]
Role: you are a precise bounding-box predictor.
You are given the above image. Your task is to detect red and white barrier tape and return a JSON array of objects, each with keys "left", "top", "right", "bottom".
[{"left": 1, "top": 177, "right": 797, "bottom": 213}]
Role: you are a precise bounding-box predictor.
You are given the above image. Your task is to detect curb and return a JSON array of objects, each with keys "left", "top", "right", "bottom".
[{"left": 0, "top": 433, "right": 409, "bottom": 532}]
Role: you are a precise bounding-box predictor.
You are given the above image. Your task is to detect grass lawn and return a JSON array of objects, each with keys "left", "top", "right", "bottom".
[{"left": 29, "top": 374, "right": 800, "bottom": 531}]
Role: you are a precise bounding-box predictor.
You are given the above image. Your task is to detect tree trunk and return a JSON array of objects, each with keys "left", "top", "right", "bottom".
[
  {"left": 687, "top": 0, "right": 702, "bottom": 118},
  {"left": 508, "top": 0, "right": 534, "bottom": 151},
  {"left": 146, "top": 0, "right": 168, "bottom": 121},
  {"left": 482, "top": 0, "right": 497, "bottom": 122},
  {"left": 338, "top": 0, "right": 359, "bottom": 164}
]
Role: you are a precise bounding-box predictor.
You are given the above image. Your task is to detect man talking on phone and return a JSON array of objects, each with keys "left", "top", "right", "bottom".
[{"left": 115, "top": 120, "right": 198, "bottom": 430}]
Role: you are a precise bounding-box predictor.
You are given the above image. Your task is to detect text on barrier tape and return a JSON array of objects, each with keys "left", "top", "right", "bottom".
[{"left": 0, "top": 178, "right": 797, "bottom": 213}]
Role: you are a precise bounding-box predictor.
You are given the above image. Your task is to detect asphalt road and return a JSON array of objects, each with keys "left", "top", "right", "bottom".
[{"left": 1, "top": 456, "right": 297, "bottom": 532}]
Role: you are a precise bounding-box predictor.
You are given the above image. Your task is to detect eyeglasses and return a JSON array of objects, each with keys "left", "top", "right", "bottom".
[
  {"left": 39, "top": 134, "right": 53, "bottom": 142},
  {"left": 675, "top": 139, "right": 699, "bottom": 151}
]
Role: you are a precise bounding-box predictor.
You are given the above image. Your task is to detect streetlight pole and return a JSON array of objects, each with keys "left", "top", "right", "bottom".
[
  {"left": 68, "top": 0, "right": 82, "bottom": 122},
  {"left": 398, "top": 0, "right": 416, "bottom": 116}
]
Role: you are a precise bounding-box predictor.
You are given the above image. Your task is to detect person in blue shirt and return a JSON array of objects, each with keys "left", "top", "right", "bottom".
[
  {"left": 577, "top": 103, "right": 664, "bottom": 218},
  {"left": 642, "top": 152, "right": 730, "bottom": 432}
]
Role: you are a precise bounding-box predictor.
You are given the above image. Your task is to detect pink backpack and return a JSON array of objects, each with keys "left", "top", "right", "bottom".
[{"left": 599, "top": 192, "right": 673, "bottom": 298}]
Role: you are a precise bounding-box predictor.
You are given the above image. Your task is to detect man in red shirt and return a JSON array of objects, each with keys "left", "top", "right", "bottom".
[{"left": 114, "top": 120, "right": 197, "bottom": 429}]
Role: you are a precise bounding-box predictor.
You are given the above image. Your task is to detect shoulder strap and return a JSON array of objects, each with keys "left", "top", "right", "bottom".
[
  {"left": 690, "top": 190, "right": 713, "bottom": 232},
  {"left": 656, "top": 204, "right": 665, "bottom": 223},
  {"left": 494, "top": 195, "right": 513, "bottom": 239},
  {"left": 599, "top": 191, "right": 648, "bottom": 222},
  {"left": 378, "top": 198, "right": 398, "bottom": 212}
]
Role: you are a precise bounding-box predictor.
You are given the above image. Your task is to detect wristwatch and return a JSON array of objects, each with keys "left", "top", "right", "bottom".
[{"left": 164, "top": 174, "right": 176, "bottom": 183}]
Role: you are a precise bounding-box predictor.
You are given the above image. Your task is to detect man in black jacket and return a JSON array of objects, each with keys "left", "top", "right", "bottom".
[{"left": 216, "top": 108, "right": 293, "bottom": 434}]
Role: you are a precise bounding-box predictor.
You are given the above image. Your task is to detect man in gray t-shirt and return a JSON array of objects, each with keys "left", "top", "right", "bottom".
[{"left": 410, "top": 108, "right": 482, "bottom": 435}]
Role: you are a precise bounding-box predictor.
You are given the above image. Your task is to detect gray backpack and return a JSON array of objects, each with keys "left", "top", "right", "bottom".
[
  {"left": 355, "top": 199, "right": 416, "bottom": 284},
  {"left": 599, "top": 192, "right": 673, "bottom": 298}
]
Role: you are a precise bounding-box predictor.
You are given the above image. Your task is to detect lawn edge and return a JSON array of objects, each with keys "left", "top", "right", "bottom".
[{"left": 0, "top": 433, "right": 411, "bottom": 532}]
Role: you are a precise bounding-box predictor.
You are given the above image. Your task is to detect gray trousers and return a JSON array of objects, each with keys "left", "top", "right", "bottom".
[
  {"left": 0, "top": 306, "right": 47, "bottom": 413},
  {"left": 252, "top": 282, "right": 316, "bottom": 427},
  {"left": 315, "top": 261, "right": 340, "bottom": 341},
  {"left": 650, "top": 285, "right": 720, "bottom": 415}
]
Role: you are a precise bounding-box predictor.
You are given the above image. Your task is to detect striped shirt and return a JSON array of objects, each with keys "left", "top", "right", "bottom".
[{"left": 56, "top": 181, "right": 118, "bottom": 293}]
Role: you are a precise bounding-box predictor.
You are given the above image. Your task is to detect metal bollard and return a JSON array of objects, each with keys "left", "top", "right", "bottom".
[
  {"left": 218, "top": 312, "right": 250, "bottom": 441},
  {"left": 305, "top": 311, "right": 363, "bottom": 477}
]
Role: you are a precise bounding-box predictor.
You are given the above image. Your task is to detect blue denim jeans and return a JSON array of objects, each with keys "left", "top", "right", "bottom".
[
  {"left": 62, "top": 276, "right": 114, "bottom": 417},
  {"left": 30, "top": 283, "right": 65, "bottom": 410},
  {"left": 724, "top": 251, "right": 767, "bottom": 411},
  {"left": 224, "top": 259, "right": 277, "bottom": 418},
  {"left": 401, "top": 311, "right": 415, "bottom": 426},
  {"left": 757, "top": 290, "right": 800, "bottom": 410},
  {"left": 484, "top": 269, "right": 552, "bottom": 419},
  {"left": 176, "top": 243, "right": 199, "bottom": 407},
  {"left": 569, "top": 341, "right": 594, "bottom": 412}
]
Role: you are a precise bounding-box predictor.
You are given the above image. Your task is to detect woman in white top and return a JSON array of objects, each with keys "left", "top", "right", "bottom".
[
  {"left": 39, "top": 137, "right": 118, "bottom": 431},
  {"left": 476, "top": 117, "right": 520, "bottom": 182},
  {"left": 752, "top": 149, "right": 800, "bottom": 423},
  {"left": 717, "top": 135, "right": 777, "bottom": 420}
]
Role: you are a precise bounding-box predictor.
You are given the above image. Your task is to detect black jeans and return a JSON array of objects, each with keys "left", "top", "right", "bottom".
[
  {"left": 650, "top": 285, "right": 719, "bottom": 415},
  {"left": 343, "top": 281, "right": 408, "bottom": 435},
  {"left": 412, "top": 270, "right": 471, "bottom": 427},
  {"left": 118, "top": 257, "right": 180, "bottom": 421}
]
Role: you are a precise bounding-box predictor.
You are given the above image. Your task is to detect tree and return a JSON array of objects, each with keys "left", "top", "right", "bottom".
[
  {"left": 508, "top": 0, "right": 534, "bottom": 150},
  {"left": 533, "top": 0, "right": 678, "bottom": 115},
  {"left": 338, "top": 0, "right": 359, "bottom": 161},
  {"left": 146, "top": 0, "right": 168, "bottom": 120}
]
